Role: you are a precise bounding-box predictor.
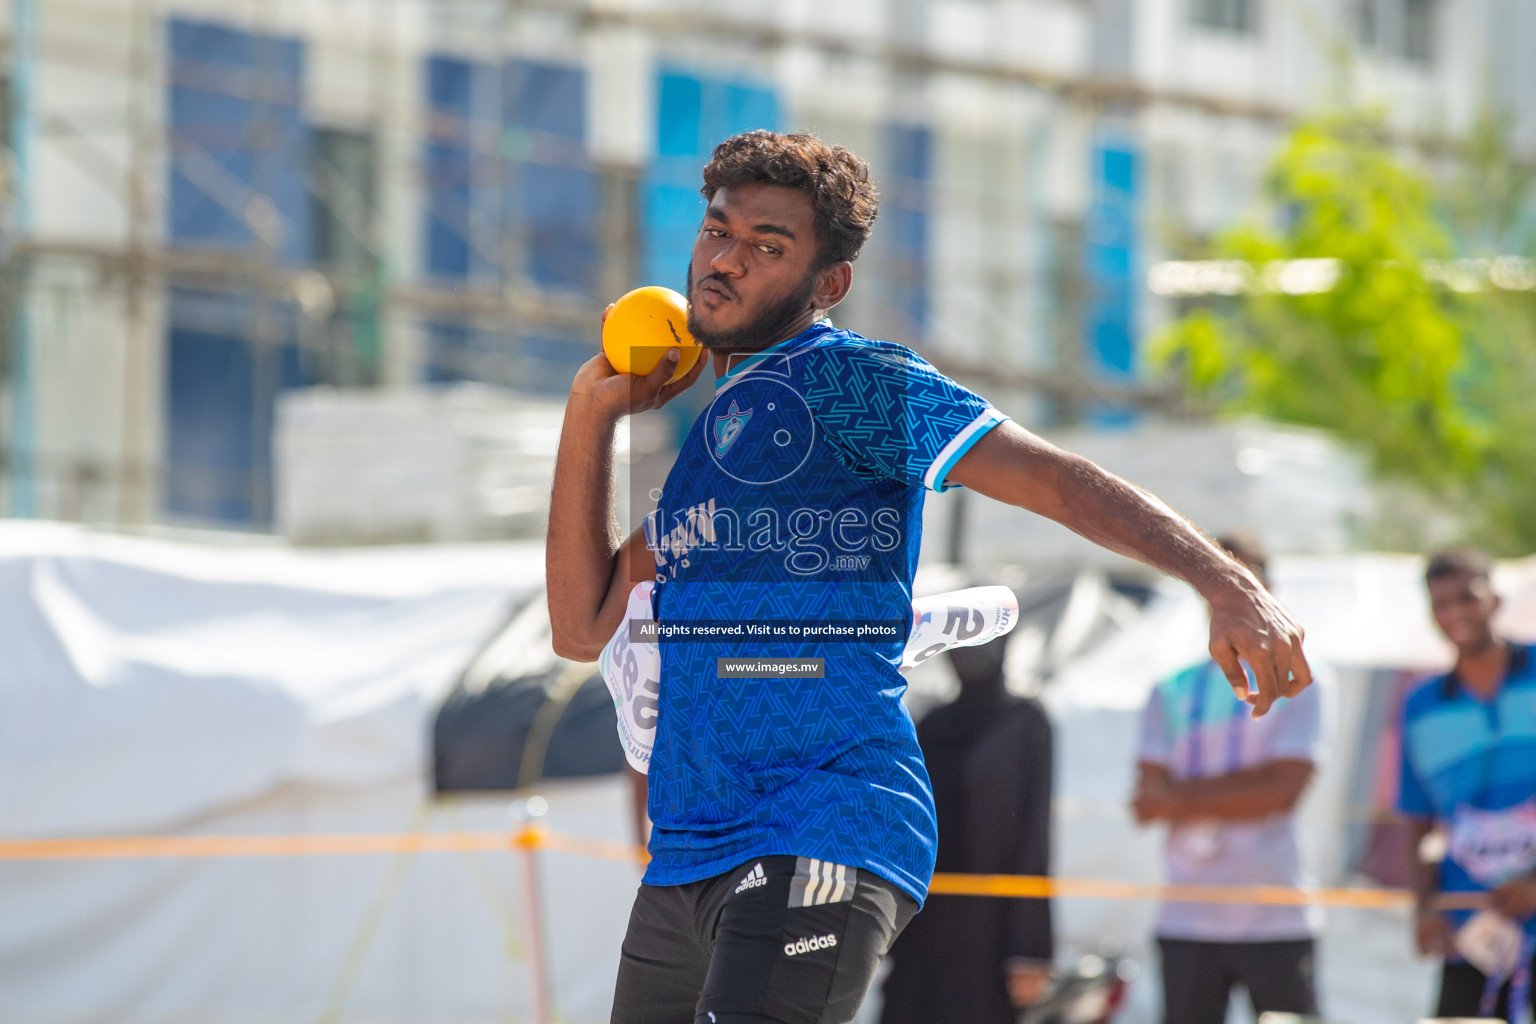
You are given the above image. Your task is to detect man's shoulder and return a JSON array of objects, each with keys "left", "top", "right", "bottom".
[
  {"left": 788, "top": 330, "right": 952, "bottom": 413},
  {"left": 1511, "top": 642, "right": 1536, "bottom": 683},
  {"left": 1402, "top": 671, "right": 1454, "bottom": 721},
  {"left": 795, "top": 327, "right": 920, "bottom": 365},
  {"left": 1149, "top": 661, "right": 1209, "bottom": 700}
]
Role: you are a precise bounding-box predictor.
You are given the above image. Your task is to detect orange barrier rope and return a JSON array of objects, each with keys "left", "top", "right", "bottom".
[
  {"left": 0, "top": 831, "right": 516, "bottom": 860},
  {"left": 0, "top": 827, "right": 1481, "bottom": 910}
]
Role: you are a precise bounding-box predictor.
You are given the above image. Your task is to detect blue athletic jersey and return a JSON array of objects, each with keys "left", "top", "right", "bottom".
[
  {"left": 641, "top": 321, "right": 1008, "bottom": 903},
  {"left": 1398, "top": 644, "right": 1536, "bottom": 940}
]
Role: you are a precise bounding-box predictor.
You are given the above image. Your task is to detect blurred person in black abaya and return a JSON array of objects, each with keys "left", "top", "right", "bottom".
[{"left": 879, "top": 626, "right": 1055, "bottom": 1024}]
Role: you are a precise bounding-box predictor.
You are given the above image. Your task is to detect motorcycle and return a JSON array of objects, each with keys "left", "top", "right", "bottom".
[{"left": 1018, "top": 945, "right": 1137, "bottom": 1024}]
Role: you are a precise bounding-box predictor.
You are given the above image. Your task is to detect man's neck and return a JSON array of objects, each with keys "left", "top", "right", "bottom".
[
  {"left": 1456, "top": 637, "right": 1511, "bottom": 699},
  {"left": 712, "top": 350, "right": 756, "bottom": 377},
  {"left": 709, "top": 316, "right": 824, "bottom": 378}
]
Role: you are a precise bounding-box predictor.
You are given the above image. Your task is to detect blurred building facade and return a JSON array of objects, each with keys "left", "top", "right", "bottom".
[{"left": 1, "top": 0, "right": 1533, "bottom": 533}]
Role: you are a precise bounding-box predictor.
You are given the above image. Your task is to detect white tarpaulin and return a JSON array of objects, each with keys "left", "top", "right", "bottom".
[
  {"left": 0, "top": 521, "right": 545, "bottom": 836},
  {"left": 0, "top": 522, "right": 641, "bottom": 1024}
]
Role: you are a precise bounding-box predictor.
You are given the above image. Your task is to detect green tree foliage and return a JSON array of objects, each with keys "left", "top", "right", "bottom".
[{"left": 1154, "top": 112, "right": 1536, "bottom": 553}]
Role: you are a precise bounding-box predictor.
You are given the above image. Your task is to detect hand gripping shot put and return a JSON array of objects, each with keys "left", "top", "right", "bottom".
[{"left": 545, "top": 131, "right": 1314, "bottom": 1024}]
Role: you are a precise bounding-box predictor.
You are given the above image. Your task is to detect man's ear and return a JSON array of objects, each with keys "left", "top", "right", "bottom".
[{"left": 813, "top": 261, "right": 853, "bottom": 310}]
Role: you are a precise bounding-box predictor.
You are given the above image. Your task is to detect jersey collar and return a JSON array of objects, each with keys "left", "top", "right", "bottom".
[
  {"left": 716, "top": 319, "right": 834, "bottom": 387},
  {"left": 1439, "top": 642, "right": 1530, "bottom": 700}
]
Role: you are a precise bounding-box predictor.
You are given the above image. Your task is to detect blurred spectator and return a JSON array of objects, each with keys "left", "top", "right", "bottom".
[
  {"left": 880, "top": 626, "right": 1054, "bottom": 1024},
  {"left": 1132, "top": 534, "right": 1321, "bottom": 1024},
  {"left": 1400, "top": 547, "right": 1536, "bottom": 1022}
]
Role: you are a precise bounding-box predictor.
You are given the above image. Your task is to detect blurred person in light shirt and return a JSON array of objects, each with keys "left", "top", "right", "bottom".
[{"left": 1132, "top": 533, "right": 1322, "bottom": 1024}]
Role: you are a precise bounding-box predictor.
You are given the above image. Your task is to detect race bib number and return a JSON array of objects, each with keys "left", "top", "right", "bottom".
[
  {"left": 902, "top": 586, "right": 1019, "bottom": 669},
  {"left": 597, "top": 584, "right": 1019, "bottom": 774},
  {"left": 595, "top": 581, "right": 661, "bottom": 774},
  {"left": 1448, "top": 798, "right": 1536, "bottom": 887},
  {"left": 1456, "top": 910, "right": 1525, "bottom": 979}
]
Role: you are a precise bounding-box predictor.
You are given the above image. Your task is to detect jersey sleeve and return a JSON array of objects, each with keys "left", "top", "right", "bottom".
[
  {"left": 1260, "top": 675, "right": 1323, "bottom": 765},
  {"left": 1137, "top": 685, "right": 1172, "bottom": 766},
  {"left": 800, "top": 339, "right": 1008, "bottom": 491}
]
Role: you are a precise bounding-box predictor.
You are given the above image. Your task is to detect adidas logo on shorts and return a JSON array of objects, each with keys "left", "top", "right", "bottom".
[
  {"left": 734, "top": 862, "right": 767, "bottom": 894},
  {"left": 783, "top": 933, "right": 839, "bottom": 957}
]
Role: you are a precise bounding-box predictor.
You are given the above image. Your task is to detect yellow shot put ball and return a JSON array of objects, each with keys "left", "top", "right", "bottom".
[{"left": 602, "top": 286, "right": 702, "bottom": 384}]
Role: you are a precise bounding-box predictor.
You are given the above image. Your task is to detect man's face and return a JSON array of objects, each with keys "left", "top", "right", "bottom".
[
  {"left": 1427, "top": 571, "right": 1500, "bottom": 655},
  {"left": 686, "top": 181, "right": 820, "bottom": 352}
]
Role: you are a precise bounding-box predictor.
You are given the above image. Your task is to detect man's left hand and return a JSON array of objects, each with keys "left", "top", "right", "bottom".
[
  {"left": 1207, "top": 574, "right": 1311, "bottom": 719},
  {"left": 1489, "top": 874, "right": 1536, "bottom": 921}
]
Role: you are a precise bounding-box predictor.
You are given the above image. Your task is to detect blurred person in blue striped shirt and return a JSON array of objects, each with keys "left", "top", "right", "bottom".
[{"left": 1401, "top": 547, "right": 1536, "bottom": 1023}]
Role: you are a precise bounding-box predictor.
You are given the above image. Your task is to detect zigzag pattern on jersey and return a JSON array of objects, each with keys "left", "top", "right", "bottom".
[
  {"left": 796, "top": 333, "right": 993, "bottom": 487},
  {"left": 643, "top": 325, "right": 998, "bottom": 905},
  {"left": 654, "top": 377, "right": 919, "bottom": 586},
  {"left": 645, "top": 747, "right": 937, "bottom": 901},
  {"left": 651, "top": 583, "right": 914, "bottom": 824}
]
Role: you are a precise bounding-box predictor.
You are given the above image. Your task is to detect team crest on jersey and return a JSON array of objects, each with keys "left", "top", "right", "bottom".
[{"left": 713, "top": 401, "right": 752, "bottom": 457}]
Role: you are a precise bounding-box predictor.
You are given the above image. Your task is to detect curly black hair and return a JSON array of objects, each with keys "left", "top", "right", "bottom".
[
  {"left": 701, "top": 130, "right": 879, "bottom": 268},
  {"left": 1425, "top": 546, "right": 1492, "bottom": 586}
]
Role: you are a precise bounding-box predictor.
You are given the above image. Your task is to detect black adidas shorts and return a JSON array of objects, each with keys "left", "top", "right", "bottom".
[{"left": 611, "top": 855, "right": 918, "bottom": 1024}]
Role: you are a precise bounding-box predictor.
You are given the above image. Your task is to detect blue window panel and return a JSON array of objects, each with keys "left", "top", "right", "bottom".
[
  {"left": 423, "top": 321, "right": 473, "bottom": 384},
  {"left": 167, "top": 17, "right": 309, "bottom": 265},
  {"left": 643, "top": 69, "right": 779, "bottom": 289},
  {"left": 506, "top": 58, "right": 599, "bottom": 294},
  {"left": 427, "top": 54, "right": 474, "bottom": 116},
  {"left": 506, "top": 60, "right": 585, "bottom": 141},
  {"left": 423, "top": 56, "right": 476, "bottom": 280},
  {"left": 422, "top": 55, "right": 598, "bottom": 295},
  {"left": 883, "top": 123, "right": 931, "bottom": 340},
  {"left": 1099, "top": 144, "right": 1138, "bottom": 199},
  {"left": 423, "top": 137, "right": 474, "bottom": 279},
  {"left": 642, "top": 182, "right": 703, "bottom": 294},
  {"left": 1083, "top": 136, "right": 1141, "bottom": 425},
  {"left": 165, "top": 289, "right": 308, "bottom": 526},
  {"left": 515, "top": 161, "right": 600, "bottom": 292},
  {"left": 725, "top": 85, "right": 776, "bottom": 145},
  {"left": 167, "top": 324, "right": 257, "bottom": 524},
  {"left": 887, "top": 122, "right": 931, "bottom": 181},
  {"left": 423, "top": 322, "right": 588, "bottom": 396},
  {"left": 519, "top": 332, "right": 597, "bottom": 395},
  {"left": 422, "top": 55, "right": 490, "bottom": 282},
  {"left": 656, "top": 74, "right": 704, "bottom": 157}
]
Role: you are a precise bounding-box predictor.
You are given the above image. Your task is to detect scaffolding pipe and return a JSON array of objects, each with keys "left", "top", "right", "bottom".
[{"left": 7, "top": 0, "right": 36, "bottom": 517}]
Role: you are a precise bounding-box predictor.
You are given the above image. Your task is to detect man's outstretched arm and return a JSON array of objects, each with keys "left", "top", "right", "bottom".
[
  {"left": 947, "top": 421, "right": 1311, "bottom": 716},
  {"left": 547, "top": 342, "right": 704, "bottom": 663}
]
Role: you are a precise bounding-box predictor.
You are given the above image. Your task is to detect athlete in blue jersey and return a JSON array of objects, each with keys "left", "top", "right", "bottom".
[{"left": 547, "top": 131, "right": 1313, "bottom": 1024}]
